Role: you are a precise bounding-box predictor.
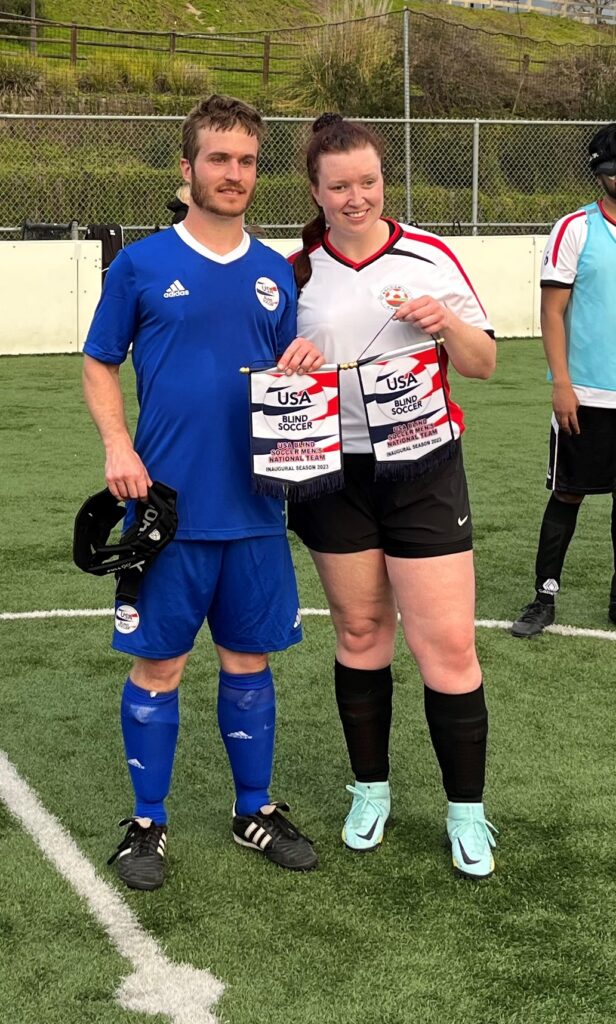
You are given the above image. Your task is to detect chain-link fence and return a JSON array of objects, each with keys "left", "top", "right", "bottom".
[
  {"left": 2, "top": 9, "right": 616, "bottom": 119},
  {"left": 0, "top": 114, "right": 605, "bottom": 239}
]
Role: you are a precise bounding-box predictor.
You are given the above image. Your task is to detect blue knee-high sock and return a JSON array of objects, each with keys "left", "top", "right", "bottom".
[
  {"left": 120, "top": 678, "right": 179, "bottom": 825},
  {"left": 217, "top": 667, "right": 275, "bottom": 816}
]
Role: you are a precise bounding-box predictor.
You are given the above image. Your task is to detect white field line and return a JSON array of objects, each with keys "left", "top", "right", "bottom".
[
  {"left": 1, "top": 606, "right": 616, "bottom": 641},
  {"left": 0, "top": 751, "right": 224, "bottom": 1024}
]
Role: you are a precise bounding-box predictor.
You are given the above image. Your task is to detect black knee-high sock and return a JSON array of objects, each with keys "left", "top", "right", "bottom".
[
  {"left": 611, "top": 497, "right": 616, "bottom": 590},
  {"left": 424, "top": 684, "right": 487, "bottom": 803},
  {"left": 534, "top": 494, "right": 581, "bottom": 604},
  {"left": 334, "top": 660, "right": 393, "bottom": 783}
]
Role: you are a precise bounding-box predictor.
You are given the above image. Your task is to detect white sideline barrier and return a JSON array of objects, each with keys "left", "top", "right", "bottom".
[
  {"left": 0, "top": 240, "right": 101, "bottom": 355},
  {"left": 266, "top": 235, "right": 550, "bottom": 340},
  {"left": 0, "top": 235, "right": 547, "bottom": 355}
]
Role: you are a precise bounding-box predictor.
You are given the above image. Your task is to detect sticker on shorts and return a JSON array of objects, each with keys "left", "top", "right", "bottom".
[{"left": 115, "top": 604, "right": 140, "bottom": 634}]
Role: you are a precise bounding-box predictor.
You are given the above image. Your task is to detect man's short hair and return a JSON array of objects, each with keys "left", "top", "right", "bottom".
[{"left": 182, "top": 94, "right": 265, "bottom": 165}]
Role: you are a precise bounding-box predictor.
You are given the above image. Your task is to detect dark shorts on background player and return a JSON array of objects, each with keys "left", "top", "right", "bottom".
[
  {"left": 547, "top": 406, "right": 616, "bottom": 494},
  {"left": 112, "top": 535, "right": 302, "bottom": 659},
  {"left": 288, "top": 441, "right": 473, "bottom": 558}
]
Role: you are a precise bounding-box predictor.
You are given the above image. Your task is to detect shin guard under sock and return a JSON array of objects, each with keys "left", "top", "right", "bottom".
[
  {"left": 334, "top": 660, "right": 393, "bottom": 783},
  {"left": 534, "top": 494, "right": 581, "bottom": 603},
  {"left": 424, "top": 684, "right": 487, "bottom": 803},
  {"left": 120, "top": 678, "right": 179, "bottom": 825},
  {"left": 218, "top": 667, "right": 275, "bottom": 816}
]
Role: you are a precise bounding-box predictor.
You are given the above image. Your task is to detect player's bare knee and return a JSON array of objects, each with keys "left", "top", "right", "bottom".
[
  {"left": 412, "top": 631, "right": 477, "bottom": 678},
  {"left": 131, "top": 656, "right": 184, "bottom": 692},
  {"left": 337, "top": 619, "right": 393, "bottom": 661},
  {"left": 216, "top": 647, "right": 268, "bottom": 674}
]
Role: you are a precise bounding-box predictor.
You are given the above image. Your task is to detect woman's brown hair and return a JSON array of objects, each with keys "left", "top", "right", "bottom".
[{"left": 293, "top": 114, "right": 385, "bottom": 291}]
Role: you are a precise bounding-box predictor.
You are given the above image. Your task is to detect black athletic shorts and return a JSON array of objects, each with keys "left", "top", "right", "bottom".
[
  {"left": 547, "top": 406, "right": 616, "bottom": 495},
  {"left": 287, "top": 441, "right": 473, "bottom": 558}
]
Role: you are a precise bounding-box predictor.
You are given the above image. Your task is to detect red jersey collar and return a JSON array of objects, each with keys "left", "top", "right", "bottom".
[{"left": 323, "top": 218, "right": 402, "bottom": 270}]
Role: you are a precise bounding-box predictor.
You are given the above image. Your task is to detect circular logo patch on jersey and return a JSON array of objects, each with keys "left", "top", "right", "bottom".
[
  {"left": 115, "top": 604, "right": 140, "bottom": 635},
  {"left": 262, "top": 375, "right": 328, "bottom": 438},
  {"left": 379, "top": 284, "right": 410, "bottom": 311},
  {"left": 255, "top": 277, "right": 280, "bottom": 311},
  {"left": 374, "top": 360, "right": 434, "bottom": 421}
]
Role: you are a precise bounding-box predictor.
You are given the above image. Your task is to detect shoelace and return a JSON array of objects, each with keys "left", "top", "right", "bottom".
[
  {"left": 259, "top": 802, "right": 313, "bottom": 845},
  {"left": 345, "top": 784, "right": 387, "bottom": 828},
  {"left": 448, "top": 816, "right": 498, "bottom": 852},
  {"left": 107, "top": 817, "right": 165, "bottom": 865},
  {"left": 518, "top": 601, "right": 550, "bottom": 622}
]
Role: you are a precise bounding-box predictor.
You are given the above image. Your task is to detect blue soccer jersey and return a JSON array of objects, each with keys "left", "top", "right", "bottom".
[{"left": 83, "top": 225, "right": 297, "bottom": 539}]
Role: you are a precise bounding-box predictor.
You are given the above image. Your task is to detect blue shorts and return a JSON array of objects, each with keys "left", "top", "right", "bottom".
[{"left": 112, "top": 535, "right": 302, "bottom": 659}]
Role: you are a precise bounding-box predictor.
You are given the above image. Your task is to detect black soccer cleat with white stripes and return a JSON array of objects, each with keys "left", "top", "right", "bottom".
[
  {"left": 108, "top": 816, "right": 167, "bottom": 891},
  {"left": 232, "top": 801, "right": 317, "bottom": 871}
]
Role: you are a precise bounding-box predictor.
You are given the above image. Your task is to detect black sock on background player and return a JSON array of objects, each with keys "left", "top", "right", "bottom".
[
  {"left": 533, "top": 493, "right": 582, "bottom": 605},
  {"left": 334, "top": 660, "right": 393, "bottom": 783},
  {"left": 605, "top": 493, "right": 609, "bottom": 614},
  {"left": 611, "top": 496, "right": 616, "bottom": 588}
]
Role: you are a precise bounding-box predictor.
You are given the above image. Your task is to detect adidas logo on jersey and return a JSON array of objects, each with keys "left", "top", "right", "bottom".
[{"left": 163, "top": 279, "right": 189, "bottom": 298}]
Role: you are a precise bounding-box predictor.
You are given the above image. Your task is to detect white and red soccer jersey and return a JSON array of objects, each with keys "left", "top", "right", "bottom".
[
  {"left": 541, "top": 199, "right": 616, "bottom": 288},
  {"left": 293, "top": 219, "right": 493, "bottom": 453},
  {"left": 541, "top": 200, "right": 616, "bottom": 408}
]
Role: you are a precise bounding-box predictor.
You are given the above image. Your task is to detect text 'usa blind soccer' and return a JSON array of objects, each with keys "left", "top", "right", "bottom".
[
  {"left": 357, "top": 340, "right": 459, "bottom": 479},
  {"left": 247, "top": 366, "right": 343, "bottom": 500}
]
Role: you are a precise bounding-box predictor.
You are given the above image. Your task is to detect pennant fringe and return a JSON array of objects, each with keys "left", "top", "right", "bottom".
[
  {"left": 373, "top": 438, "right": 458, "bottom": 482},
  {"left": 252, "top": 470, "right": 345, "bottom": 502}
]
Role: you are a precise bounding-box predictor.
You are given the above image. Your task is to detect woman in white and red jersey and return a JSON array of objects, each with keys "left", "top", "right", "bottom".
[{"left": 288, "top": 114, "right": 497, "bottom": 879}]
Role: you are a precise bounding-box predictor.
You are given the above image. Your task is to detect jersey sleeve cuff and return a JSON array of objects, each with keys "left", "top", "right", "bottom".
[
  {"left": 82, "top": 343, "right": 128, "bottom": 364},
  {"left": 540, "top": 279, "right": 573, "bottom": 290}
]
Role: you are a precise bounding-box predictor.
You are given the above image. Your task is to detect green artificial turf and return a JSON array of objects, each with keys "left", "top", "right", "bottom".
[{"left": 1, "top": 340, "right": 615, "bottom": 1024}]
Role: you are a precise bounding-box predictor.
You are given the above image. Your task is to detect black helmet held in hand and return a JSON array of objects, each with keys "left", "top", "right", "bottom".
[{"left": 73, "top": 481, "right": 178, "bottom": 577}]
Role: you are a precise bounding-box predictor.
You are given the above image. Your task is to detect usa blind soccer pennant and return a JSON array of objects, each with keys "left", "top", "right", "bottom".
[
  {"left": 247, "top": 366, "right": 343, "bottom": 500},
  {"left": 356, "top": 340, "right": 459, "bottom": 480}
]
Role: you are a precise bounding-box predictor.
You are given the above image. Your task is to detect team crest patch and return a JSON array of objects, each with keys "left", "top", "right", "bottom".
[
  {"left": 379, "top": 284, "right": 410, "bottom": 311},
  {"left": 255, "top": 277, "right": 280, "bottom": 310},
  {"left": 115, "top": 604, "right": 140, "bottom": 634}
]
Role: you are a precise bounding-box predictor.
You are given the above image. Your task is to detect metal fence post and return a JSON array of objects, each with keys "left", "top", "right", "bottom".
[
  {"left": 403, "top": 8, "right": 412, "bottom": 224},
  {"left": 471, "top": 120, "right": 480, "bottom": 236}
]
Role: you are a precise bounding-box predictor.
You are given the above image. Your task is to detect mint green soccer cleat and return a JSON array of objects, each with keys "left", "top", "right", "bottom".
[
  {"left": 447, "top": 802, "right": 497, "bottom": 880},
  {"left": 342, "top": 780, "right": 391, "bottom": 852}
]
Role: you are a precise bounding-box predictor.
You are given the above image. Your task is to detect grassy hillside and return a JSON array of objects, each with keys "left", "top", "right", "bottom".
[
  {"left": 41, "top": 0, "right": 616, "bottom": 43},
  {"left": 41, "top": 0, "right": 324, "bottom": 32}
]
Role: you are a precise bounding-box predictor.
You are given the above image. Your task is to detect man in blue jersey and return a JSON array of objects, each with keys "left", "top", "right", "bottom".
[
  {"left": 512, "top": 123, "right": 616, "bottom": 637},
  {"left": 83, "top": 95, "right": 324, "bottom": 889}
]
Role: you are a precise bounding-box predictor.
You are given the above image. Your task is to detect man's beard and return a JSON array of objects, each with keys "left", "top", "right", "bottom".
[{"left": 190, "top": 177, "right": 256, "bottom": 218}]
